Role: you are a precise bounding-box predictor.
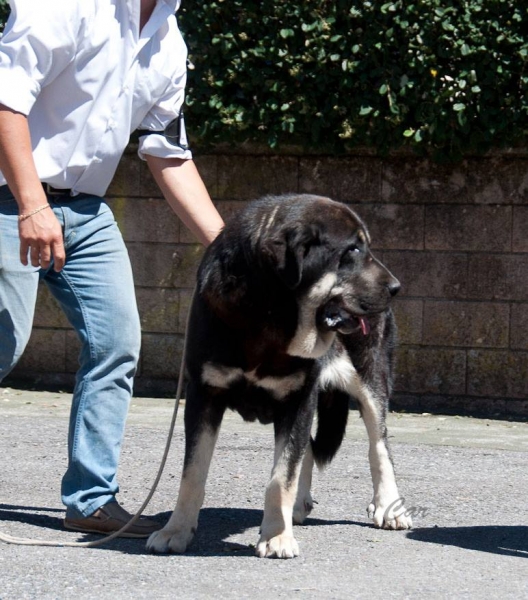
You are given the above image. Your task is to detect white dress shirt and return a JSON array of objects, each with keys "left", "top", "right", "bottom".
[{"left": 0, "top": 0, "right": 192, "bottom": 196}]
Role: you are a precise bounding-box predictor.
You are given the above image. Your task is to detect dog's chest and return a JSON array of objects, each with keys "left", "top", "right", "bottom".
[{"left": 201, "top": 361, "right": 307, "bottom": 400}]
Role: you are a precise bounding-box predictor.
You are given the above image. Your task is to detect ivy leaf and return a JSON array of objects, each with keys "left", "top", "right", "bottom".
[{"left": 279, "top": 29, "right": 294, "bottom": 39}]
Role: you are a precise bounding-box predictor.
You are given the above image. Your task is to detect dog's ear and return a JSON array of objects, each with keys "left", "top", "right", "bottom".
[{"left": 261, "top": 224, "right": 319, "bottom": 289}]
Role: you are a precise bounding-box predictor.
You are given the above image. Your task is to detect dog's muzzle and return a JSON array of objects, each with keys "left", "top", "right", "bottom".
[{"left": 317, "top": 302, "right": 371, "bottom": 336}]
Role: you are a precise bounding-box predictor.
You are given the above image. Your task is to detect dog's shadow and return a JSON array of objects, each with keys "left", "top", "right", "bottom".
[
  {"left": 2, "top": 505, "right": 526, "bottom": 558},
  {"left": 407, "top": 525, "right": 528, "bottom": 559},
  {"left": 0, "top": 503, "right": 365, "bottom": 556},
  {"left": 187, "top": 507, "right": 370, "bottom": 557}
]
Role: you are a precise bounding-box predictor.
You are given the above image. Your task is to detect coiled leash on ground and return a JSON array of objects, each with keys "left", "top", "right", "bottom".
[{"left": 0, "top": 302, "right": 190, "bottom": 548}]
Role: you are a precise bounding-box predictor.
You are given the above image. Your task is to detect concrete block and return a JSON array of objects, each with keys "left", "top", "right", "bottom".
[
  {"left": 423, "top": 301, "right": 509, "bottom": 348},
  {"left": 513, "top": 207, "right": 528, "bottom": 252},
  {"left": 392, "top": 299, "right": 423, "bottom": 345},
  {"left": 468, "top": 254, "right": 528, "bottom": 301},
  {"left": 382, "top": 156, "right": 528, "bottom": 205},
  {"left": 108, "top": 197, "right": 180, "bottom": 243},
  {"left": 13, "top": 329, "right": 67, "bottom": 373},
  {"left": 510, "top": 304, "right": 528, "bottom": 350},
  {"left": 299, "top": 156, "right": 382, "bottom": 203},
  {"left": 106, "top": 152, "right": 141, "bottom": 198},
  {"left": 382, "top": 158, "right": 469, "bottom": 204},
  {"left": 467, "top": 350, "right": 528, "bottom": 398},
  {"left": 178, "top": 287, "right": 194, "bottom": 332},
  {"left": 217, "top": 155, "right": 299, "bottom": 200},
  {"left": 425, "top": 205, "right": 511, "bottom": 252},
  {"left": 351, "top": 204, "right": 424, "bottom": 250},
  {"left": 395, "top": 346, "right": 466, "bottom": 395},
  {"left": 128, "top": 243, "right": 204, "bottom": 288},
  {"left": 194, "top": 154, "right": 219, "bottom": 199},
  {"left": 383, "top": 251, "right": 468, "bottom": 299},
  {"left": 140, "top": 333, "right": 184, "bottom": 379},
  {"left": 33, "top": 284, "right": 71, "bottom": 329},
  {"left": 136, "top": 288, "right": 181, "bottom": 334}
]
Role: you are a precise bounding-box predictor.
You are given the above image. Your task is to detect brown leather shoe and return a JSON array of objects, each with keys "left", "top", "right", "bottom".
[{"left": 64, "top": 502, "right": 160, "bottom": 538}]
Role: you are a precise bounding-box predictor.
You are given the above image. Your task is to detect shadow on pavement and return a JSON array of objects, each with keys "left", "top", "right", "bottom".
[
  {"left": 0, "top": 504, "right": 372, "bottom": 556},
  {"left": 0, "top": 503, "right": 64, "bottom": 531},
  {"left": 407, "top": 525, "right": 528, "bottom": 558}
]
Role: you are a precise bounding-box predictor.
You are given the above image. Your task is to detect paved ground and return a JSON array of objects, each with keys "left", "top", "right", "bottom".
[{"left": 0, "top": 386, "right": 527, "bottom": 599}]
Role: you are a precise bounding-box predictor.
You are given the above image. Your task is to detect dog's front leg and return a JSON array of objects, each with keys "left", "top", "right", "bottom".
[
  {"left": 257, "top": 435, "right": 301, "bottom": 558},
  {"left": 356, "top": 388, "right": 412, "bottom": 530},
  {"left": 147, "top": 387, "right": 223, "bottom": 554},
  {"left": 257, "top": 397, "right": 315, "bottom": 559}
]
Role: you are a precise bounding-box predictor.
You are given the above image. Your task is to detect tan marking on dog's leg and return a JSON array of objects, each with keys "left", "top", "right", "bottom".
[
  {"left": 357, "top": 387, "right": 412, "bottom": 530},
  {"left": 146, "top": 426, "right": 220, "bottom": 553},
  {"left": 293, "top": 444, "right": 314, "bottom": 524},
  {"left": 256, "top": 436, "right": 301, "bottom": 558}
]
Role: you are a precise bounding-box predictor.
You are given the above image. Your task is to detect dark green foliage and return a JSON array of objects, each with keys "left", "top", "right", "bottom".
[
  {"left": 1, "top": 2, "right": 526, "bottom": 159},
  {"left": 179, "top": 1, "right": 527, "bottom": 159},
  {"left": 0, "top": 0, "right": 8, "bottom": 32}
]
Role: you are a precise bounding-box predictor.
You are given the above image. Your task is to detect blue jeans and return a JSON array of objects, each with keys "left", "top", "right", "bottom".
[{"left": 0, "top": 188, "right": 141, "bottom": 518}]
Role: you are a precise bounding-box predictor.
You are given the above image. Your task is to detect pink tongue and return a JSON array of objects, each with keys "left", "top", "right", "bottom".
[{"left": 359, "top": 317, "right": 370, "bottom": 336}]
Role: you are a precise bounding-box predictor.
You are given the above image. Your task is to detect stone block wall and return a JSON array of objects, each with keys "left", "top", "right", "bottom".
[{"left": 7, "top": 147, "right": 528, "bottom": 418}]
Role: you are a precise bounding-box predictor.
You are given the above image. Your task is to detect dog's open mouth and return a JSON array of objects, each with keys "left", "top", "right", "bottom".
[{"left": 318, "top": 304, "right": 371, "bottom": 336}]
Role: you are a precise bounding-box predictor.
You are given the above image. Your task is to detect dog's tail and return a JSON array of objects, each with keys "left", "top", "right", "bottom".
[{"left": 311, "top": 389, "right": 349, "bottom": 468}]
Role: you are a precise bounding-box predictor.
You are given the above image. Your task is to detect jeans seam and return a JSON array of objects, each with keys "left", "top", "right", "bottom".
[{"left": 58, "top": 267, "right": 98, "bottom": 506}]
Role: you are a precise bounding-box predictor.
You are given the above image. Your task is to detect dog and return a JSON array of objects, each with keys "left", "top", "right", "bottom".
[{"left": 147, "top": 194, "right": 412, "bottom": 558}]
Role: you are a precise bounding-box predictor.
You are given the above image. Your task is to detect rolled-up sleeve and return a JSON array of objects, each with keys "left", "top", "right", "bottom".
[
  {"left": 137, "top": 22, "right": 193, "bottom": 161},
  {"left": 0, "top": 0, "right": 79, "bottom": 115}
]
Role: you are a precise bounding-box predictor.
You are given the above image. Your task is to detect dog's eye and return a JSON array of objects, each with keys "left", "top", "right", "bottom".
[{"left": 348, "top": 245, "right": 361, "bottom": 255}]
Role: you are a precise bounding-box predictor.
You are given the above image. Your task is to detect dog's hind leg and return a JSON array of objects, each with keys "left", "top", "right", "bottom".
[
  {"left": 293, "top": 389, "right": 350, "bottom": 524},
  {"left": 147, "top": 383, "right": 224, "bottom": 553},
  {"left": 292, "top": 444, "right": 314, "bottom": 525},
  {"left": 355, "top": 385, "right": 412, "bottom": 530},
  {"left": 257, "top": 395, "right": 316, "bottom": 558}
]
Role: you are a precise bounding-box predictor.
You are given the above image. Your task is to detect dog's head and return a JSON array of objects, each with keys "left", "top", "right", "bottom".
[{"left": 251, "top": 195, "right": 400, "bottom": 355}]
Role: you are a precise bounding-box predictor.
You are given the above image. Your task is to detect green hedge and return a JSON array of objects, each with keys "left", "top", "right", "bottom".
[
  {"left": 0, "top": 1, "right": 7, "bottom": 31},
  {"left": 1, "top": 1, "right": 527, "bottom": 160},
  {"left": 178, "top": 1, "right": 527, "bottom": 159}
]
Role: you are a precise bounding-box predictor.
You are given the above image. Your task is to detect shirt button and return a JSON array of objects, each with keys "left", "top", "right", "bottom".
[{"left": 107, "top": 119, "right": 117, "bottom": 131}]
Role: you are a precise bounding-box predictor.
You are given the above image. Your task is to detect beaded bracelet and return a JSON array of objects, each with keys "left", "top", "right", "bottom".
[{"left": 18, "top": 203, "right": 51, "bottom": 222}]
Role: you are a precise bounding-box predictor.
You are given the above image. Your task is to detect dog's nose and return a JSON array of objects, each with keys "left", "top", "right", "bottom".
[{"left": 387, "top": 279, "right": 401, "bottom": 297}]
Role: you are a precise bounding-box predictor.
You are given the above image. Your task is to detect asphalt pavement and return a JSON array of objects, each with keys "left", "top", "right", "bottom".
[{"left": 0, "top": 386, "right": 527, "bottom": 599}]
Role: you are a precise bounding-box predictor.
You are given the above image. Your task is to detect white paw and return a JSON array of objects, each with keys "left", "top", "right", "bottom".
[
  {"left": 146, "top": 525, "right": 195, "bottom": 554},
  {"left": 256, "top": 533, "right": 300, "bottom": 559},
  {"left": 368, "top": 497, "right": 413, "bottom": 530},
  {"left": 293, "top": 493, "right": 314, "bottom": 525}
]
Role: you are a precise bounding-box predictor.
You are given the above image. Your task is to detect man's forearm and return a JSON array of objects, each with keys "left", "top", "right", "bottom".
[
  {"left": 0, "top": 104, "right": 48, "bottom": 211},
  {"left": 146, "top": 155, "right": 224, "bottom": 246},
  {"left": 0, "top": 104, "right": 65, "bottom": 271}
]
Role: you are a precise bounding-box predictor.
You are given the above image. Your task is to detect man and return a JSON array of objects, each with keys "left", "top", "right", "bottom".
[{"left": 0, "top": 0, "right": 224, "bottom": 537}]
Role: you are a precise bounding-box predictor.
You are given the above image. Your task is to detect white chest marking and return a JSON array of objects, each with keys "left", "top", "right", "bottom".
[
  {"left": 202, "top": 362, "right": 306, "bottom": 400},
  {"left": 287, "top": 272, "right": 338, "bottom": 359},
  {"left": 319, "top": 353, "right": 363, "bottom": 397}
]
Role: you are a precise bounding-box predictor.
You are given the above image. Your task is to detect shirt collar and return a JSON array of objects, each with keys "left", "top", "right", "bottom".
[{"left": 128, "top": 0, "right": 181, "bottom": 42}]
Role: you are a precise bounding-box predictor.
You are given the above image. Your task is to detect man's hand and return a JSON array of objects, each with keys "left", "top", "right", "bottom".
[
  {"left": 19, "top": 207, "right": 66, "bottom": 271},
  {"left": 0, "top": 105, "right": 66, "bottom": 271}
]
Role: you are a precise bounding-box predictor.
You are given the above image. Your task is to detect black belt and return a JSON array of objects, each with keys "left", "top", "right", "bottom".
[
  {"left": 42, "top": 183, "right": 73, "bottom": 197},
  {"left": 0, "top": 183, "right": 73, "bottom": 200}
]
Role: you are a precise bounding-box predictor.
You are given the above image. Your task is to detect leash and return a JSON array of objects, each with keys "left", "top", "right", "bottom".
[{"left": 0, "top": 303, "right": 190, "bottom": 548}]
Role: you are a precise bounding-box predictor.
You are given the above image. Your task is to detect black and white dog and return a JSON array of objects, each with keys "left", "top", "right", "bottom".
[{"left": 147, "top": 194, "right": 412, "bottom": 558}]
